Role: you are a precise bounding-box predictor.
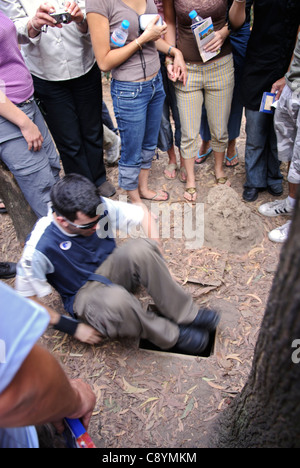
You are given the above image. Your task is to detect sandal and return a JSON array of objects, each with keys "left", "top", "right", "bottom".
[
  {"left": 141, "top": 190, "right": 170, "bottom": 202},
  {"left": 178, "top": 166, "right": 187, "bottom": 183},
  {"left": 195, "top": 148, "right": 213, "bottom": 165},
  {"left": 164, "top": 163, "right": 178, "bottom": 180},
  {"left": 216, "top": 176, "right": 230, "bottom": 186},
  {"left": 184, "top": 187, "right": 197, "bottom": 202},
  {"left": 225, "top": 151, "right": 239, "bottom": 168}
]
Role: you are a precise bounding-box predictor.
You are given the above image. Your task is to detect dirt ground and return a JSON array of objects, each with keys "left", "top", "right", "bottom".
[{"left": 0, "top": 78, "right": 289, "bottom": 448}]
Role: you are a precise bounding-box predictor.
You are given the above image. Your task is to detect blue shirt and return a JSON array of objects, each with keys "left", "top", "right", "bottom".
[{"left": 0, "top": 282, "right": 49, "bottom": 448}]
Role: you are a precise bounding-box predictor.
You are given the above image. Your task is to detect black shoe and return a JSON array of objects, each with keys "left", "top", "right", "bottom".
[
  {"left": 173, "top": 325, "right": 209, "bottom": 354},
  {"left": 98, "top": 180, "right": 116, "bottom": 198},
  {"left": 0, "top": 262, "right": 17, "bottom": 279},
  {"left": 243, "top": 187, "right": 259, "bottom": 202},
  {"left": 267, "top": 185, "right": 283, "bottom": 196},
  {"left": 191, "top": 308, "right": 220, "bottom": 332}
]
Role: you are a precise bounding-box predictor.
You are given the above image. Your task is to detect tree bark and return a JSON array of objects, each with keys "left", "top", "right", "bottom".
[
  {"left": 0, "top": 163, "right": 37, "bottom": 245},
  {"left": 211, "top": 190, "right": 300, "bottom": 448}
]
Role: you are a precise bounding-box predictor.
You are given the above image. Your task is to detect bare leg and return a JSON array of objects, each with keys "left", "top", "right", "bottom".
[
  {"left": 225, "top": 139, "right": 239, "bottom": 167},
  {"left": 214, "top": 151, "right": 231, "bottom": 186},
  {"left": 183, "top": 159, "right": 197, "bottom": 202},
  {"left": 137, "top": 169, "right": 169, "bottom": 202}
]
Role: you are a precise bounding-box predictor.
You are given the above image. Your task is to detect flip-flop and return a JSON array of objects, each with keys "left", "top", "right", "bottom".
[
  {"left": 225, "top": 151, "right": 239, "bottom": 167},
  {"left": 141, "top": 190, "right": 170, "bottom": 202},
  {"left": 216, "top": 176, "right": 230, "bottom": 186},
  {"left": 178, "top": 166, "right": 187, "bottom": 183},
  {"left": 195, "top": 148, "right": 213, "bottom": 165},
  {"left": 164, "top": 163, "right": 178, "bottom": 180},
  {"left": 184, "top": 187, "right": 197, "bottom": 202}
]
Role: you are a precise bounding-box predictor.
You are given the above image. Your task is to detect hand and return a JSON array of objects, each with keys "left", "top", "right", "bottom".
[
  {"left": 74, "top": 323, "right": 103, "bottom": 345},
  {"left": 271, "top": 77, "right": 286, "bottom": 100},
  {"left": 19, "top": 118, "right": 44, "bottom": 151},
  {"left": 172, "top": 50, "right": 187, "bottom": 85},
  {"left": 52, "top": 378, "right": 96, "bottom": 433},
  {"left": 64, "top": 1, "right": 85, "bottom": 24},
  {"left": 141, "top": 16, "right": 167, "bottom": 43},
  {"left": 166, "top": 49, "right": 187, "bottom": 86},
  {"left": 204, "top": 30, "right": 225, "bottom": 53},
  {"left": 31, "top": 3, "right": 62, "bottom": 31}
]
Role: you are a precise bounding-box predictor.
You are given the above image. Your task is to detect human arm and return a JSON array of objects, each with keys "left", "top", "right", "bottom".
[
  {"left": 87, "top": 13, "right": 167, "bottom": 73},
  {"left": 16, "top": 249, "right": 102, "bottom": 345},
  {"left": 101, "top": 197, "right": 161, "bottom": 251},
  {"left": 271, "top": 26, "right": 300, "bottom": 100},
  {"left": 156, "top": 39, "right": 187, "bottom": 85},
  {"left": 28, "top": 295, "right": 103, "bottom": 345},
  {"left": 161, "top": 0, "right": 187, "bottom": 85},
  {"left": 0, "top": 344, "right": 96, "bottom": 432},
  {"left": 228, "top": 0, "right": 247, "bottom": 30},
  {"left": 0, "top": 90, "right": 43, "bottom": 151}
]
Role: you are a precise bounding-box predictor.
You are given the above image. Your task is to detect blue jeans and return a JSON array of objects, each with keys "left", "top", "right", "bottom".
[
  {"left": 244, "top": 109, "right": 283, "bottom": 189},
  {"left": 111, "top": 72, "right": 165, "bottom": 191}
]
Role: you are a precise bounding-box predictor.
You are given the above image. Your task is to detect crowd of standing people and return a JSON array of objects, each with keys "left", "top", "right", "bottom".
[{"left": 0, "top": 0, "right": 300, "bottom": 448}]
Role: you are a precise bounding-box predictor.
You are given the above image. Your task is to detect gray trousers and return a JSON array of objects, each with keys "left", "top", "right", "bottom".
[
  {"left": 274, "top": 85, "right": 300, "bottom": 184},
  {"left": 73, "top": 239, "right": 198, "bottom": 349}
]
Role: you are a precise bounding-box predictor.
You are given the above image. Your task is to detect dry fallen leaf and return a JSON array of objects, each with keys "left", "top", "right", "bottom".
[{"left": 122, "top": 377, "right": 149, "bottom": 394}]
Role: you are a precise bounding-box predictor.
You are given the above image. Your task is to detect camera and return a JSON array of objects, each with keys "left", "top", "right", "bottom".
[{"left": 50, "top": 10, "right": 72, "bottom": 24}]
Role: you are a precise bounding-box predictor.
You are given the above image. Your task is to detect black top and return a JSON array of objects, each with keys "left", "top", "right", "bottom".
[{"left": 240, "top": 0, "right": 300, "bottom": 110}]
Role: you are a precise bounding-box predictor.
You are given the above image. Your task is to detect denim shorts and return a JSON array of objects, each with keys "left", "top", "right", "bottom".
[{"left": 111, "top": 71, "right": 165, "bottom": 191}]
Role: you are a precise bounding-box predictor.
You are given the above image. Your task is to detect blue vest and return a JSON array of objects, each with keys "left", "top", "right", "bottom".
[{"left": 35, "top": 222, "right": 116, "bottom": 316}]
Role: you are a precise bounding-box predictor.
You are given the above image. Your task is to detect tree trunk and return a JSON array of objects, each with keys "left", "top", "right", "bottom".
[
  {"left": 0, "top": 163, "right": 37, "bottom": 245},
  {"left": 211, "top": 190, "right": 300, "bottom": 448}
]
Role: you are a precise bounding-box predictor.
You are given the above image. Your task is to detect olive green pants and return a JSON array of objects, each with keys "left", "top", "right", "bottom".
[{"left": 73, "top": 239, "right": 198, "bottom": 349}]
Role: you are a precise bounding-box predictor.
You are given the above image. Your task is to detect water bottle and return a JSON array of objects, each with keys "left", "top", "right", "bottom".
[
  {"left": 111, "top": 20, "right": 130, "bottom": 47},
  {"left": 189, "top": 10, "right": 203, "bottom": 24}
]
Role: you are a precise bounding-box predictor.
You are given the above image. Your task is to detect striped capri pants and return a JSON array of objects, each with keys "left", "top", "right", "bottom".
[{"left": 174, "top": 54, "right": 235, "bottom": 159}]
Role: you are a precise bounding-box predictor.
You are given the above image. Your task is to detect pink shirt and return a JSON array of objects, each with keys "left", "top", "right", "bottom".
[{"left": 0, "top": 11, "right": 34, "bottom": 104}]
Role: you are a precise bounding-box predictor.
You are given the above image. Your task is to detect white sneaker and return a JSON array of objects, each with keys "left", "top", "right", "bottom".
[
  {"left": 268, "top": 221, "right": 291, "bottom": 243},
  {"left": 106, "top": 135, "right": 121, "bottom": 164},
  {"left": 258, "top": 198, "right": 294, "bottom": 217}
]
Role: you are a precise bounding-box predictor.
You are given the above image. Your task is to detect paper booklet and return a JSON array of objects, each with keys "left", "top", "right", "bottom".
[{"left": 191, "top": 17, "right": 220, "bottom": 63}]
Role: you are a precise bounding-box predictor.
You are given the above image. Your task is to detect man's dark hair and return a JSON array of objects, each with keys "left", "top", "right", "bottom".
[{"left": 50, "top": 174, "right": 102, "bottom": 221}]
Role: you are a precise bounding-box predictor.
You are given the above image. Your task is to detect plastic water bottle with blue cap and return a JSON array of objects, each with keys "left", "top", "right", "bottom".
[
  {"left": 111, "top": 20, "right": 130, "bottom": 47},
  {"left": 189, "top": 10, "right": 203, "bottom": 24}
]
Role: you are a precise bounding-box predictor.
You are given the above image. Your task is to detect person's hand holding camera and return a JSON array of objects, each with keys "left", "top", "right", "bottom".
[{"left": 28, "top": 3, "right": 62, "bottom": 37}]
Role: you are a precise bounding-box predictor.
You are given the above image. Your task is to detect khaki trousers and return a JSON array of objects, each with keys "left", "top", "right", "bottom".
[
  {"left": 73, "top": 239, "right": 198, "bottom": 349},
  {"left": 174, "top": 54, "right": 234, "bottom": 158}
]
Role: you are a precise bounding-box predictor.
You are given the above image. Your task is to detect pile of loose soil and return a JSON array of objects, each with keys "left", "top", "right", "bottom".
[{"left": 204, "top": 185, "right": 264, "bottom": 254}]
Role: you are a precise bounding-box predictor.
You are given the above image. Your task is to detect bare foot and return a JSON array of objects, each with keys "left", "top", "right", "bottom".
[
  {"left": 184, "top": 187, "right": 197, "bottom": 202},
  {"left": 140, "top": 189, "right": 169, "bottom": 201}
]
